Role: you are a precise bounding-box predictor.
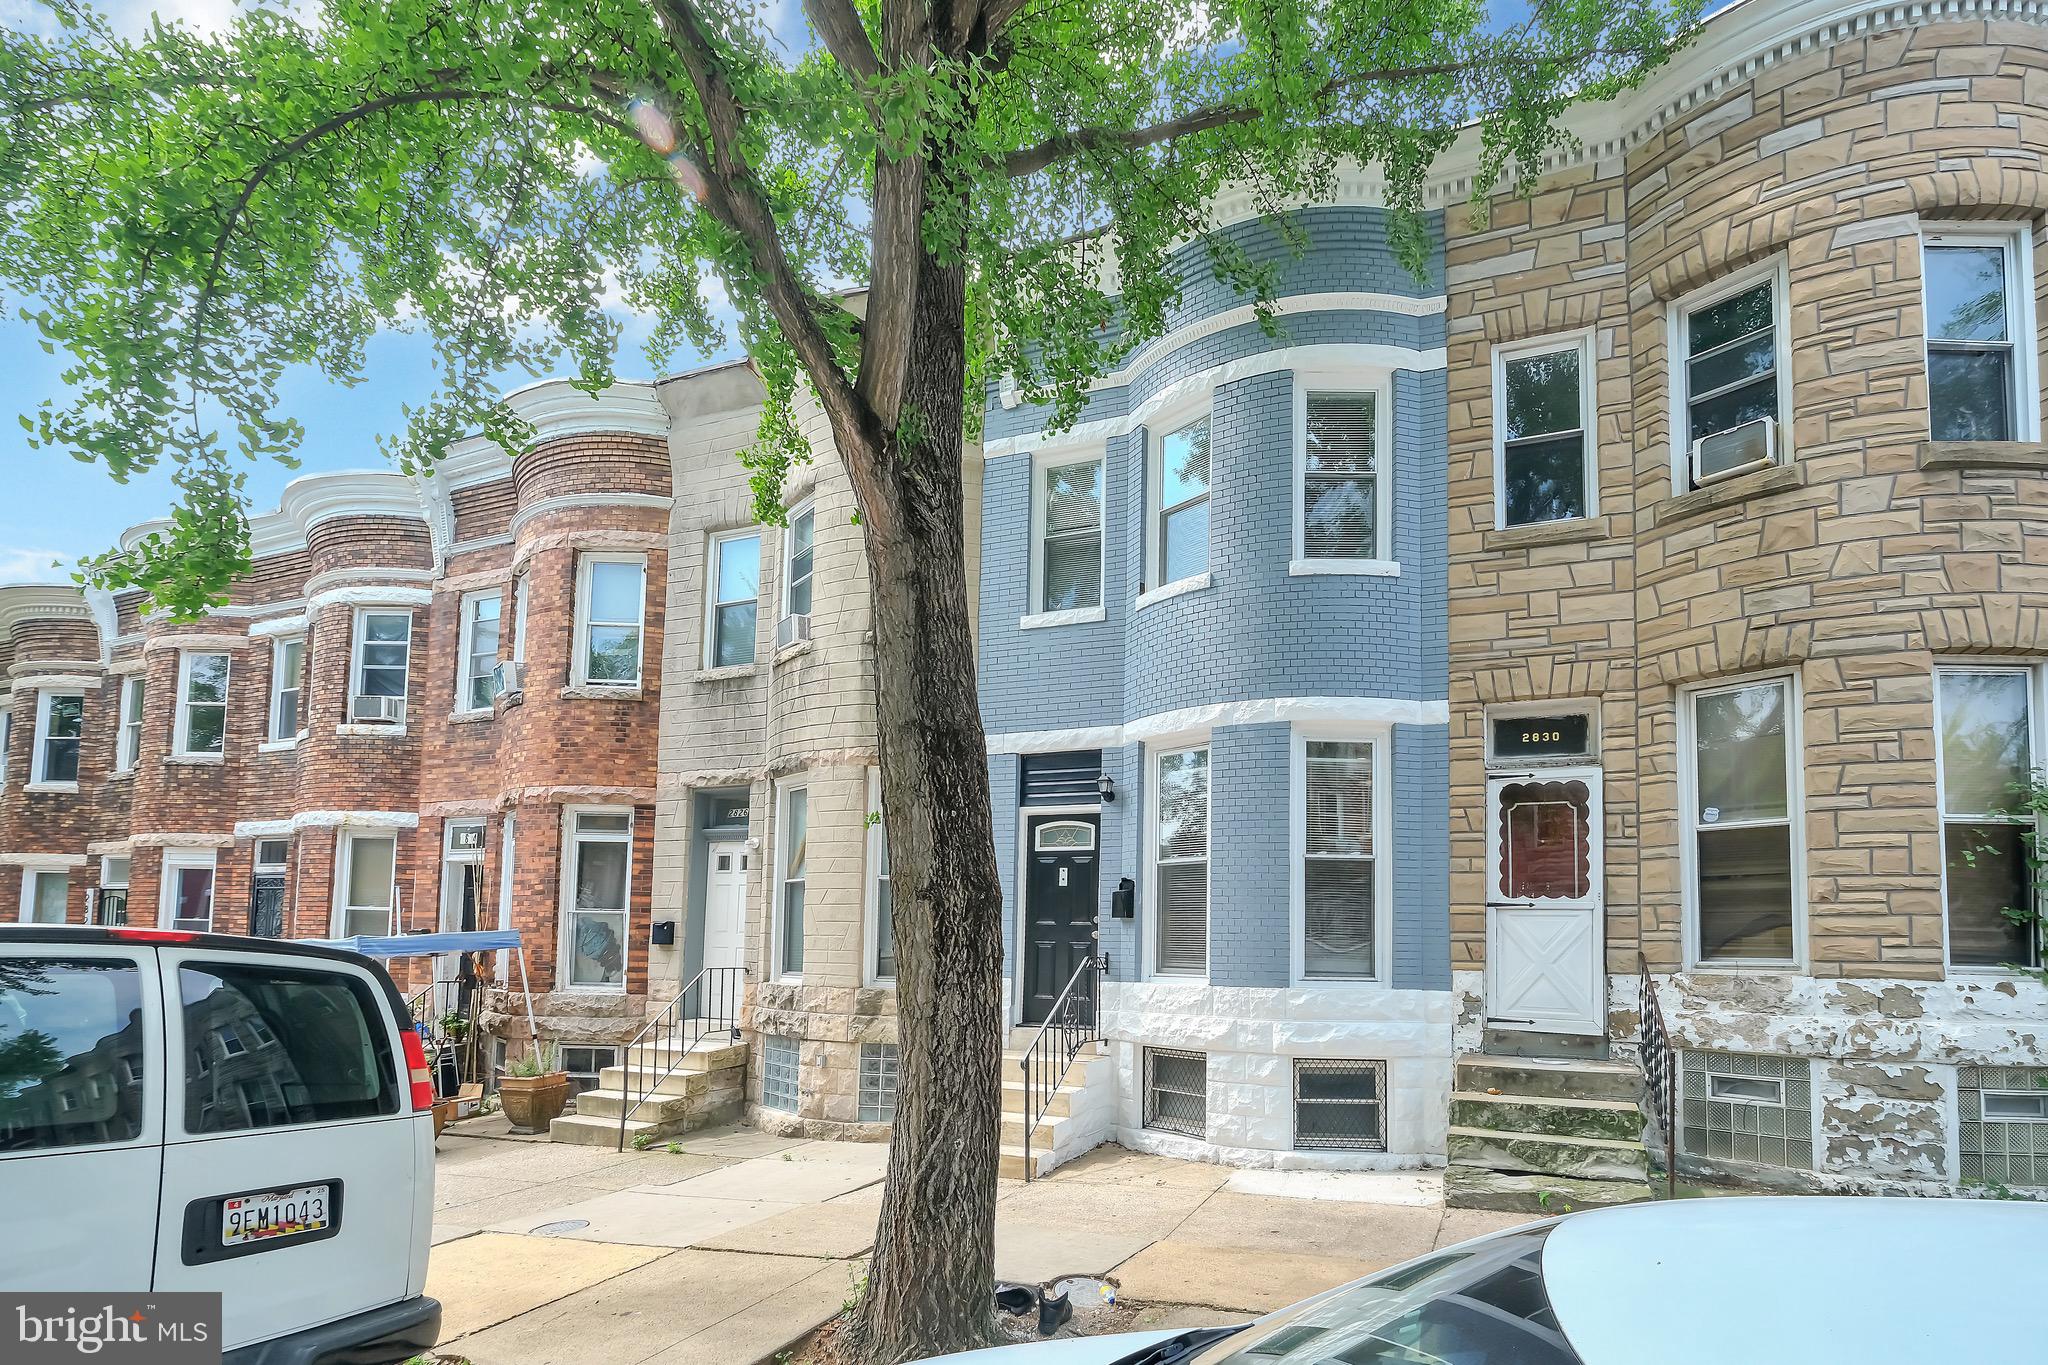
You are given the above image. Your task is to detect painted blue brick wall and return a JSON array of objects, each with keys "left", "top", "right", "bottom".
[
  {"left": 990, "top": 753, "right": 1021, "bottom": 967},
  {"left": 1392, "top": 724, "right": 1451, "bottom": 991},
  {"left": 1208, "top": 724, "right": 1293, "bottom": 988}
]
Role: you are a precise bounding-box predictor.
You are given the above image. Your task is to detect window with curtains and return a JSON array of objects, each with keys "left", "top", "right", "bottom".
[
  {"left": 1154, "top": 418, "right": 1210, "bottom": 587},
  {"left": 23, "top": 869, "right": 69, "bottom": 924},
  {"left": 337, "top": 833, "right": 394, "bottom": 938},
  {"left": 706, "top": 531, "right": 762, "bottom": 667},
  {"left": 1036, "top": 455, "right": 1104, "bottom": 613},
  {"left": 1684, "top": 675, "right": 1798, "bottom": 965},
  {"left": 350, "top": 609, "right": 412, "bottom": 721},
  {"left": 1298, "top": 390, "right": 1383, "bottom": 560},
  {"left": 1923, "top": 228, "right": 2036, "bottom": 443},
  {"left": 1934, "top": 666, "right": 2043, "bottom": 969},
  {"left": 778, "top": 786, "right": 808, "bottom": 976},
  {"left": 1302, "top": 740, "right": 1377, "bottom": 979},
  {"left": 1153, "top": 746, "right": 1209, "bottom": 975},
  {"left": 566, "top": 810, "right": 631, "bottom": 988},
  {"left": 1494, "top": 337, "right": 1593, "bottom": 528}
]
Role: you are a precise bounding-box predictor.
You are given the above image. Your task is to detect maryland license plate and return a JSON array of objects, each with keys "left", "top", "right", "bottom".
[{"left": 221, "top": 1183, "right": 331, "bottom": 1246}]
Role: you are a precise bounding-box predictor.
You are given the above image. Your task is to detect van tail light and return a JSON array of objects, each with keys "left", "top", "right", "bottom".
[{"left": 400, "top": 1028, "right": 436, "bottom": 1113}]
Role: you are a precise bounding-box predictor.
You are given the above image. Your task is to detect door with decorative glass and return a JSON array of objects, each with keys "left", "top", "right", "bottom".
[{"left": 1484, "top": 768, "right": 1604, "bottom": 1036}]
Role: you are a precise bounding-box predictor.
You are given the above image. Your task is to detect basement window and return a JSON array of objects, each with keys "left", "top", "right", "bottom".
[
  {"left": 1142, "top": 1047, "right": 1206, "bottom": 1138},
  {"left": 761, "top": 1034, "right": 799, "bottom": 1113},
  {"left": 560, "top": 1045, "right": 617, "bottom": 1100},
  {"left": 858, "top": 1042, "right": 899, "bottom": 1123},
  {"left": 1679, "top": 1051, "right": 1812, "bottom": 1171},
  {"left": 1960, "top": 1065, "right": 2048, "bottom": 1187},
  {"left": 1293, "top": 1059, "right": 1387, "bottom": 1152}
]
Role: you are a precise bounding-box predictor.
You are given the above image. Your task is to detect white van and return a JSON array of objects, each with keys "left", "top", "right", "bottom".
[{"left": 0, "top": 925, "right": 441, "bottom": 1364}]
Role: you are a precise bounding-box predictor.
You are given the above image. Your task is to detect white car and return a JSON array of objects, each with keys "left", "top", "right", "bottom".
[
  {"left": 928, "top": 1196, "right": 2046, "bottom": 1364},
  {"left": 0, "top": 925, "right": 440, "bottom": 1364}
]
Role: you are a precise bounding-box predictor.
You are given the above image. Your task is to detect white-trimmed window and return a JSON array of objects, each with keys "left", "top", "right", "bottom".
[
  {"left": 705, "top": 531, "right": 762, "bottom": 668},
  {"left": 162, "top": 849, "right": 216, "bottom": 933},
  {"left": 1494, "top": 333, "right": 1596, "bottom": 528},
  {"left": 1672, "top": 258, "right": 1790, "bottom": 489},
  {"left": 512, "top": 571, "right": 530, "bottom": 665},
  {"left": 267, "top": 637, "right": 303, "bottom": 741},
  {"left": 1152, "top": 745, "right": 1210, "bottom": 976},
  {"left": 776, "top": 784, "right": 808, "bottom": 977},
  {"left": 336, "top": 832, "right": 395, "bottom": 938},
  {"left": 1934, "top": 665, "right": 2043, "bottom": 970},
  {"left": 457, "top": 592, "right": 503, "bottom": 712},
  {"left": 0, "top": 708, "right": 11, "bottom": 785},
  {"left": 575, "top": 555, "right": 645, "bottom": 686},
  {"left": 1152, "top": 417, "right": 1210, "bottom": 588},
  {"left": 20, "top": 868, "right": 69, "bottom": 924},
  {"left": 96, "top": 855, "right": 130, "bottom": 926},
  {"left": 115, "top": 675, "right": 145, "bottom": 772},
  {"left": 1031, "top": 452, "right": 1105, "bottom": 617},
  {"left": 30, "top": 690, "right": 83, "bottom": 786},
  {"left": 781, "top": 503, "right": 816, "bottom": 626},
  {"left": 349, "top": 609, "right": 412, "bottom": 723},
  {"left": 1294, "top": 385, "right": 1390, "bottom": 565},
  {"left": 1296, "top": 737, "right": 1382, "bottom": 981},
  {"left": 866, "top": 769, "right": 894, "bottom": 984},
  {"left": 564, "top": 809, "right": 631, "bottom": 989},
  {"left": 1923, "top": 226, "right": 2041, "bottom": 443},
  {"left": 1682, "top": 674, "right": 1801, "bottom": 966},
  {"left": 174, "top": 651, "right": 229, "bottom": 757}
]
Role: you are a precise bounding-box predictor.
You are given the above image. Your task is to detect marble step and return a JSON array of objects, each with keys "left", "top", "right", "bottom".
[
  {"left": 1448, "top": 1126, "right": 1651, "bottom": 1183},
  {"left": 1448, "top": 1090, "right": 1645, "bottom": 1142},
  {"left": 1444, "top": 1164, "right": 1657, "bottom": 1213},
  {"left": 1453, "top": 1055, "right": 1642, "bottom": 1105}
]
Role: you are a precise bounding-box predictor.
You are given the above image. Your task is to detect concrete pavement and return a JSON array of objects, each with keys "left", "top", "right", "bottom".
[{"left": 426, "top": 1119, "right": 1539, "bottom": 1362}]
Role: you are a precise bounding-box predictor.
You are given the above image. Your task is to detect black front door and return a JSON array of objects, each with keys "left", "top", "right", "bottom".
[
  {"left": 249, "top": 875, "right": 285, "bottom": 938},
  {"left": 1022, "top": 815, "right": 1100, "bottom": 1025}
]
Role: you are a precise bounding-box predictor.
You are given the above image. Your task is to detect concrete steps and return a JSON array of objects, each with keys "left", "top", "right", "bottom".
[
  {"left": 1445, "top": 1053, "right": 1658, "bottom": 1210},
  {"left": 1444, "top": 1165, "right": 1655, "bottom": 1214},
  {"left": 997, "top": 1041, "right": 1112, "bottom": 1181},
  {"left": 548, "top": 1027, "right": 748, "bottom": 1147}
]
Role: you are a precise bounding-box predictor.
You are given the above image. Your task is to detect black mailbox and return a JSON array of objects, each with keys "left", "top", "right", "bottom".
[{"left": 650, "top": 920, "right": 677, "bottom": 946}]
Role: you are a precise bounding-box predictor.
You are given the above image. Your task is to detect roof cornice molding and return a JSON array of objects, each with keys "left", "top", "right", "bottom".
[
  {"left": 504, "top": 378, "right": 669, "bottom": 443},
  {"left": 0, "top": 584, "right": 95, "bottom": 642}
]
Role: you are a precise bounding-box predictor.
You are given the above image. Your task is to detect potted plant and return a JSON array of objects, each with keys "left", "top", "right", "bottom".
[{"left": 498, "top": 1042, "right": 571, "bottom": 1133}]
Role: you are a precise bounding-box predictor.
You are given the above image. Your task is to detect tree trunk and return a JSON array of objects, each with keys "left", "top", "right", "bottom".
[{"left": 836, "top": 241, "right": 1006, "bottom": 1363}]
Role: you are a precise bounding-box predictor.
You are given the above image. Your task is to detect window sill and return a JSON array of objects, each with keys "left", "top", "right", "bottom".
[
  {"left": 1917, "top": 439, "right": 2048, "bottom": 472},
  {"left": 1020, "top": 606, "right": 1107, "bottom": 630},
  {"left": 561, "top": 683, "right": 643, "bottom": 701},
  {"left": 256, "top": 737, "right": 301, "bottom": 754},
  {"left": 1134, "top": 573, "right": 1211, "bottom": 613},
  {"left": 1484, "top": 517, "right": 1606, "bottom": 552},
  {"left": 24, "top": 781, "right": 78, "bottom": 795},
  {"left": 165, "top": 753, "right": 223, "bottom": 766},
  {"left": 1686, "top": 960, "right": 1802, "bottom": 975},
  {"left": 448, "top": 709, "right": 495, "bottom": 725},
  {"left": 1650, "top": 462, "right": 1805, "bottom": 530},
  {"left": 695, "top": 663, "right": 762, "bottom": 683},
  {"left": 1287, "top": 558, "right": 1399, "bottom": 578},
  {"left": 336, "top": 722, "right": 409, "bottom": 738},
  {"left": 106, "top": 768, "right": 136, "bottom": 782},
  {"left": 773, "top": 638, "right": 815, "bottom": 668}
]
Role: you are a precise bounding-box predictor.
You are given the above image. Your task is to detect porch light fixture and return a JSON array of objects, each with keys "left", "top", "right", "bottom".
[{"left": 1097, "top": 773, "right": 1116, "bottom": 803}]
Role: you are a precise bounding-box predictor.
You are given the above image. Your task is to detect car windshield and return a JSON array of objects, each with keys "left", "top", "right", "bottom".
[{"left": 1201, "top": 1226, "right": 1581, "bottom": 1365}]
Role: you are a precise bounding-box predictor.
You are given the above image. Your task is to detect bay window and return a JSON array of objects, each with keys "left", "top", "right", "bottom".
[
  {"left": 1295, "top": 388, "right": 1387, "bottom": 563},
  {"left": 1683, "top": 675, "right": 1799, "bottom": 965},
  {"left": 565, "top": 810, "right": 631, "bottom": 988},
  {"left": 706, "top": 531, "right": 762, "bottom": 667},
  {"left": 1153, "top": 745, "right": 1209, "bottom": 975},
  {"left": 867, "top": 769, "right": 893, "bottom": 983},
  {"left": 1923, "top": 227, "right": 2038, "bottom": 443},
  {"left": 1674, "top": 261, "right": 1788, "bottom": 488},
  {"left": 31, "top": 690, "right": 82, "bottom": 786},
  {"left": 21, "top": 869, "right": 68, "bottom": 924},
  {"left": 349, "top": 610, "right": 412, "bottom": 722},
  {"left": 1300, "top": 739, "right": 1378, "bottom": 980},
  {"left": 1935, "top": 666, "right": 2042, "bottom": 969},
  {"left": 576, "top": 555, "right": 645, "bottom": 686},
  {"left": 175, "top": 652, "right": 229, "bottom": 756},
  {"left": 1494, "top": 334, "right": 1594, "bottom": 528},
  {"left": 268, "top": 637, "right": 302, "bottom": 740},
  {"left": 116, "top": 675, "right": 145, "bottom": 771},
  {"left": 777, "top": 785, "right": 808, "bottom": 977},
  {"left": 781, "top": 504, "right": 815, "bottom": 631},
  {"left": 1033, "top": 454, "right": 1104, "bottom": 615},
  {"left": 336, "top": 833, "right": 395, "bottom": 938},
  {"left": 163, "top": 851, "right": 216, "bottom": 933},
  {"left": 457, "top": 592, "right": 502, "bottom": 711},
  {"left": 1153, "top": 418, "right": 1210, "bottom": 588}
]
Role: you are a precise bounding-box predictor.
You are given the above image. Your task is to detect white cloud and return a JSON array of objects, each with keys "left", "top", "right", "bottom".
[{"left": 0, "top": 547, "right": 73, "bottom": 584}]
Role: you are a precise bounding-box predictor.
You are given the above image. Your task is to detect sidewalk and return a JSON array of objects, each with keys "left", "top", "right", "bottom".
[{"left": 427, "top": 1119, "right": 1537, "bottom": 1363}]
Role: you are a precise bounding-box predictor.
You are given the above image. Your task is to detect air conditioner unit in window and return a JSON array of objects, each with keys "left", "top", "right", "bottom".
[
  {"left": 777, "top": 613, "right": 812, "bottom": 648},
  {"left": 493, "top": 660, "right": 524, "bottom": 695},
  {"left": 349, "top": 694, "right": 407, "bottom": 724},
  {"left": 1690, "top": 416, "right": 1778, "bottom": 487}
]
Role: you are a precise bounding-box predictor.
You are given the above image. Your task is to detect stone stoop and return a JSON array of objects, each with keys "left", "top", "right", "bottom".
[
  {"left": 1444, "top": 1055, "right": 1659, "bottom": 1213},
  {"left": 548, "top": 1033, "right": 748, "bottom": 1147},
  {"left": 998, "top": 1030, "right": 1115, "bottom": 1181}
]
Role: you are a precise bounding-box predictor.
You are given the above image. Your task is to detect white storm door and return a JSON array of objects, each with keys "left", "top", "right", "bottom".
[
  {"left": 703, "top": 842, "right": 748, "bottom": 972},
  {"left": 1484, "top": 768, "right": 1605, "bottom": 1036}
]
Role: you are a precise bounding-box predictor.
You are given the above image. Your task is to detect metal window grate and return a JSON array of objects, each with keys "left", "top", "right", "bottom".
[
  {"left": 1293, "top": 1059, "right": 1387, "bottom": 1151},
  {"left": 761, "top": 1035, "right": 800, "bottom": 1113},
  {"left": 1960, "top": 1065, "right": 2048, "bottom": 1187},
  {"left": 1679, "top": 1051, "right": 1812, "bottom": 1170},
  {"left": 1143, "top": 1047, "right": 1207, "bottom": 1137},
  {"left": 859, "top": 1042, "right": 899, "bottom": 1123}
]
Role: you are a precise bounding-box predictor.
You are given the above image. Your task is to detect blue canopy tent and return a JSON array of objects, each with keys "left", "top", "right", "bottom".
[{"left": 307, "top": 929, "right": 538, "bottom": 1045}]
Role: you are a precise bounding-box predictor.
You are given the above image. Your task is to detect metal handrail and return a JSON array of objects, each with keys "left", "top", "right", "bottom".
[
  {"left": 1637, "top": 950, "right": 1677, "bottom": 1199},
  {"left": 1016, "top": 954, "right": 1103, "bottom": 1182},
  {"left": 616, "top": 965, "right": 747, "bottom": 1151}
]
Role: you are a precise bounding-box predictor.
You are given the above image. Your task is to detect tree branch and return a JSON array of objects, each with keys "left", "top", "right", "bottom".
[{"left": 800, "top": 0, "right": 881, "bottom": 85}]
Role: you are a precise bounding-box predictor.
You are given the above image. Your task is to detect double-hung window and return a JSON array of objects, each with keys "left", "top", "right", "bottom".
[
  {"left": 0, "top": 708, "right": 11, "bottom": 785},
  {"left": 1935, "top": 666, "right": 2043, "bottom": 969},
  {"left": 781, "top": 504, "right": 815, "bottom": 641},
  {"left": 867, "top": 769, "right": 894, "bottom": 983},
  {"left": 1301, "top": 739, "right": 1378, "bottom": 980},
  {"left": 350, "top": 610, "right": 411, "bottom": 722},
  {"left": 566, "top": 810, "right": 631, "bottom": 988},
  {"left": 21, "top": 869, "right": 68, "bottom": 924},
  {"left": 1035, "top": 455, "right": 1104, "bottom": 614},
  {"left": 31, "top": 690, "right": 82, "bottom": 786},
  {"left": 336, "top": 833, "right": 394, "bottom": 938},
  {"left": 1923, "top": 227, "right": 2039, "bottom": 443},
  {"left": 777, "top": 785, "right": 808, "bottom": 977},
  {"left": 1154, "top": 418, "right": 1210, "bottom": 587},
  {"left": 576, "top": 555, "right": 645, "bottom": 686},
  {"left": 1296, "top": 389, "right": 1387, "bottom": 563},
  {"left": 1495, "top": 334, "right": 1595, "bottom": 527},
  {"left": 268, "top": 638, "right": 302, "bottom": 741},
  {"left": 163, "top": 850, "right": 216, "bottom": 933},
  {"left": 457, "top": 592, "right": 503, "bottom": 711},
  {"left": 1675, "top": 263, "right": 1788, "bottom": 487},
  {"left": 706, "top": 532, "right": 762, "bottom": 668},
  {"left": 1683, "top": 675, "right": 1799, "bottom": 965},
  {"left": 1153, "top": 745, "right": 1210, "bottom": 975},
  {"left": 115, "top": 675, "right": 145, "bottom": 772},
  {"left": 175, "top": 652, "right": 229, "bottom": 757}
]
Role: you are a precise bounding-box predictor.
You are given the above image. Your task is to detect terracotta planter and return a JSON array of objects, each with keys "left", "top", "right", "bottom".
[{"left": 499, "top": 1073, "right": 571, "bottom": 1133}]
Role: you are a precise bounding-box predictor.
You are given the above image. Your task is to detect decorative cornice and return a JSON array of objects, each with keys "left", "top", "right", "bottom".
[
  {"left": 9, "top": 673, "right": 100, "bottom": 693},
  {"left": 305, "top": 585, "right": 433, "bottom": 616},
  {"left": 7, "top": 659, "right": 100, "bottom": 678},
  {"left": 506, "top": 377, "right": 669, "bottom": 441},
  {"left": 0, "top": 584, "right": 94, "bottom": 642},
  {"left": 303, "top": 567, "right": 435, "bottom": 597},
  {"left": 507, "top": 493, "right": 674, "bottom": 540},
  {"left": 233, "top": 810, "right": 421, "bottom": 837},
  {"left": 985, "top": 695, "right": 1452, "bottom": 753},
  {"left": 143, "top": 633, "right": 250, "bottom": 652}
]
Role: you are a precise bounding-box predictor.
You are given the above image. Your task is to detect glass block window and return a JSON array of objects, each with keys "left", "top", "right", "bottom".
[
  {"left": 1293, "top": 1059, "right": 1387, "bottom": 1151},
  {"left": 560, "top": 1045, "right": 617, "bottom": 1099},
  {"left": 1679, "top": 1051, "right": 1812, "bottom": 1170},
  {"left": 858, "top": 1042, "right": 899, "bottom": 1123},
  {"left": 1960, "top": 1065, "right": 2048, "bottom": 1187},
  {"left": 761, "top": 1034, "right": 799, "bottom": 1112},
  {"left": 1142, "top": 1047, "right": 1206, "bottom": 1137}
]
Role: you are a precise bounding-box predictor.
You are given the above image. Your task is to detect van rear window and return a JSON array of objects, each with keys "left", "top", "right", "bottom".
[
  {"left": 0, "top": 957, "right": 146, "bottom": 1153},
  {"left": 180, "top": 963, "right": 398, "bottom": 1134}
]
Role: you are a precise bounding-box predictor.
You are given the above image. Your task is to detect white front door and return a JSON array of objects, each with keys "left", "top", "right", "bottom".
[
  {"left": 1484, "top": 768, "right": 1605, "bottom": 1036},
  {"left": 703, "top": 842, "right": 748, "bottom": 972}
]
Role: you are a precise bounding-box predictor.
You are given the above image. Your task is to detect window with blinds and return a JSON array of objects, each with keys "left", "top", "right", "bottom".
[
  {"left": 1300, "top": 392, "right": 1379, "bottom": 560},
  {"left": 1040, "top": 457, "right": 1104, "bottom": 612},
  {"left": 1303, "top": 740, "right": 1376, "bottom": 978},
  {"left": 1154, "top": 746, "right": 1209, "bottom": 974}
]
